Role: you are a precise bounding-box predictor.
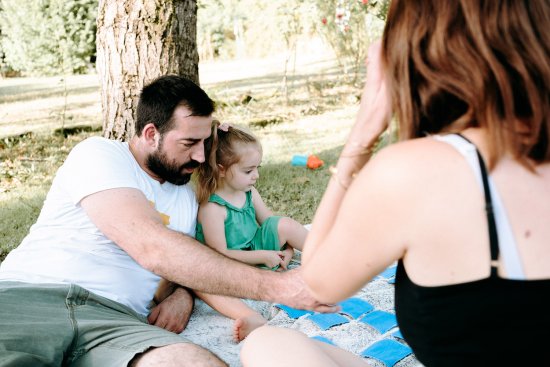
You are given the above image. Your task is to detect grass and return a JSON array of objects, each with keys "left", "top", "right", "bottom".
[
  {"left": 0, "top": 128, "right": 103, "bottom": 260},
  {"left": 0, "top": 58, "right": 365, "bottom": 262}
]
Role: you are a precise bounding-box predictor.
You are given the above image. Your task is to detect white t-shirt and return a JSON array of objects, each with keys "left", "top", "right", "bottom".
[{"left": 0, "top": 137, "right": 198, "bottom": 315}]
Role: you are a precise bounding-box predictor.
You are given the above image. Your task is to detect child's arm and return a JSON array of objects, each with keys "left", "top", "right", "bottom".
[
  {"left": 198, "top": 202, "right": 284, "bottom": 268},
  {"left": 250, "top": 187, "right": 274, "bottom": 224},
  {"left": 154, "top": 278, "right": 175, "bottom": 304}
]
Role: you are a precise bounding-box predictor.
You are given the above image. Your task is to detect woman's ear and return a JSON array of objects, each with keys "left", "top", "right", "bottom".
[{"left": 142, "top": 123, "right": 160, "bottom": 148}]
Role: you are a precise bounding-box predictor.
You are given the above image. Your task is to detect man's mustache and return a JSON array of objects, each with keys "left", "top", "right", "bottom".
[{"left": 182, "top": 160, "right": 200, "bottom": 170}]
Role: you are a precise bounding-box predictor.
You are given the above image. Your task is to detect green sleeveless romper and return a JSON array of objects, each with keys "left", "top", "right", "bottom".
[{"left": 196, "top": 190, "right": 282, "bottom": 254}]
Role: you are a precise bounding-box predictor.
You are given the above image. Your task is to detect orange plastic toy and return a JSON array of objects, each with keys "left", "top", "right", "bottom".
[{"left": 306, "top": 155, "right": 324, "bottom": 170}]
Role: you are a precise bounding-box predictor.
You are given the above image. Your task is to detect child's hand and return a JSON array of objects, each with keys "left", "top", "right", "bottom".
[
  {"left": 261, "top": 250, "right": 285, "bottom": 268},
  {"left": 278, "top": 247, "right": 294, "bottom": 271}
]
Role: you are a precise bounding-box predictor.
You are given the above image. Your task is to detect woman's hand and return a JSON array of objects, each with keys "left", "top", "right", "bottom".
[{"left": 340, "top": 40, "right": 392, "bottom": 170}]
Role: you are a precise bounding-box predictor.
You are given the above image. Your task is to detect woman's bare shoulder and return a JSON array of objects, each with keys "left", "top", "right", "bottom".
[
  {"left": 367, "top": 136, "right": 464, "bottom": 177},
  {"left": 376, "top": 136, "right": 458, "bottom": 160}
]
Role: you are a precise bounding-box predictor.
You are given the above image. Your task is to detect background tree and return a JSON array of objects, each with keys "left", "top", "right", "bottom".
[{"left": 96, "top": 0, "right": 199, "bottom": 140}]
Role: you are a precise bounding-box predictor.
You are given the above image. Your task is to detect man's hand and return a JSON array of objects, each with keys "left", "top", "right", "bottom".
[
  {"left": 148, "top": 287, "right": 194, "bottom": 333},
  {"left": 270, "top": 268, "right": 340, "bottom": 313}
]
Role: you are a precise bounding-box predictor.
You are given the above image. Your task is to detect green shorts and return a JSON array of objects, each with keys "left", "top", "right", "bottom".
[
  {"left": 0, "top": 281, "right": 191, "bottom": 367},
  {"left": 250, "top": 215, "right": 282, "bottom": 251},
  {"left": 250, "top": 216, "right": 284, "bottom": 270}
]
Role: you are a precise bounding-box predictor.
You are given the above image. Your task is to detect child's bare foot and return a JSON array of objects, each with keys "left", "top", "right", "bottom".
[{"left": 233, "top": 313, "right": 267, "bottom": 342}]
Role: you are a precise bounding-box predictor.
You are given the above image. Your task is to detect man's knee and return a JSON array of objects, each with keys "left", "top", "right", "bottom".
[{"left": 131, "top": 342, "right": 227, "bottom": 367}]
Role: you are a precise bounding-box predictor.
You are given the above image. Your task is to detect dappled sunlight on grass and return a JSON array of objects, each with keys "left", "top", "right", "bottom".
[
  {"left": 0, "top": 74, "right": 102, "bottom": 138},
  {"left": 256, "top": 106, "right": 356, "bottom": 164}
]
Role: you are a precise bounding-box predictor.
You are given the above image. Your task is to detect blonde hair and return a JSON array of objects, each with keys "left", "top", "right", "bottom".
[
  {"left": 195, "top": 122, "right": 261, "bottom": 203},
  {"left": 383, "top": 0, "right": 550, "bottom": 167}
]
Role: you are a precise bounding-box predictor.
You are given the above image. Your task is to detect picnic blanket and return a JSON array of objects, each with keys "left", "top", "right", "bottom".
[{"left": 180, "top": 253, "right": 422, "bottom": 367}]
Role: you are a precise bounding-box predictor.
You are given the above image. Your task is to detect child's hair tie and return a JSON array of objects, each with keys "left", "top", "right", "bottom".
[{"left": 218, "top": 122, "right": 231, "bottom": 132}]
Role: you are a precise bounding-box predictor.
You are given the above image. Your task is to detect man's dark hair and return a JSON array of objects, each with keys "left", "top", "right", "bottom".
[{"left": 135, "top": 75, "right": 215, "bottom": 136}]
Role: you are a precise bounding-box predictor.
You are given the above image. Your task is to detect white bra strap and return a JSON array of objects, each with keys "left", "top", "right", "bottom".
[{"left": 433, "top": 134, "right": 525, "bottom": 279}]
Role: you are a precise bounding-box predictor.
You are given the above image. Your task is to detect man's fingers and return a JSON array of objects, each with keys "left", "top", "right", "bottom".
[
  {"left": 147, "top": 306, "right": 159, "bottom": 324},
  {"left": 312, "top": 304, "right": 341, "bottom": 314}
]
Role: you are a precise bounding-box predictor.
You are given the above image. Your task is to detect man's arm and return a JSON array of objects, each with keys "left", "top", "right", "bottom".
[{"left": 80, "top": 187, "right": 335, "bottom": 312}]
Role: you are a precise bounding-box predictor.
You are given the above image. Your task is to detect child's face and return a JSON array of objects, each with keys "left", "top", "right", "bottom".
[{"left": 223, "top": 143, "right": 262, "bottom": 192}]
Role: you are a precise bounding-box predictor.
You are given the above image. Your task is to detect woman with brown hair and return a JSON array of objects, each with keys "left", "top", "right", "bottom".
[{"left": 241, "top": 0, "right": 550, "bottom": 365}]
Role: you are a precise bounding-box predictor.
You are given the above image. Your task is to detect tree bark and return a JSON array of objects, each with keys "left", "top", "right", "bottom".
[{"left": 96, "top": 0, "right": 199, "bottom": 140}]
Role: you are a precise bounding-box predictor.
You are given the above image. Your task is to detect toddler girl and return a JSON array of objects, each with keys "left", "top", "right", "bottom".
[{"left": 194, "top": 122, "right": 308, "bottom": 341}]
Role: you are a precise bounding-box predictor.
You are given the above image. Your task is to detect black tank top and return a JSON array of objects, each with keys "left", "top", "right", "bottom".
[{"left": 394, "top": 135, "right": 550, "bottom": 366}]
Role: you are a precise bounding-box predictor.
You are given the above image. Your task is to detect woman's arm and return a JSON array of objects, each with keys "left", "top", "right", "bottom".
[
  {"left": 302, "top": 147, "right": 411, "bottom": 303},
  {"left": 301, "top": 41, "right": 402, "bottom": 303},
  {"left": 302, "top": 41, "right": 391, "bottom": 264}
]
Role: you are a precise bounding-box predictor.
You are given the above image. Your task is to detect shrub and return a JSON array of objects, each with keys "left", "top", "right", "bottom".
[
  {"left": 0, "top": 0, "right": 97, "bottom": 76},
  {"left": 315, "top": 0, "right": 388, "bottom": 84}
]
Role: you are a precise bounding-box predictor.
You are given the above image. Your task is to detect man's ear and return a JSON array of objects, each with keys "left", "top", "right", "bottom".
[{"left": 142, "top": 123, "right": 160, "bottom": 148}]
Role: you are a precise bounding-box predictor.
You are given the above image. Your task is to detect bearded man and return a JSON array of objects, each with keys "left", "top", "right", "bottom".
[{"left": 0, "top": 76, "right": 334, "bottom": 367}]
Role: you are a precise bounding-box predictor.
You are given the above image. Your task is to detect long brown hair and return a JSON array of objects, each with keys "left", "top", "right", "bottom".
[
  {"left": 195, "top": 122, "right": 261, "bottom": 204},
  {"left": 383, "top": 0, "right": 550, "bottom": 167}
]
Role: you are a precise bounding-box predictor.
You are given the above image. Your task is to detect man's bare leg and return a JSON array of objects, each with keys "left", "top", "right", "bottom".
[{"left": 131, "top": 343, "right": 227, "bottom": 367}]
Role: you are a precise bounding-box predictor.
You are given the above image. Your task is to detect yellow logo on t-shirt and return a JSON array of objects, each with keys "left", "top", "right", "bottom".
[{"left": 149, "top": 201, "right": 170, "bottom": 226}]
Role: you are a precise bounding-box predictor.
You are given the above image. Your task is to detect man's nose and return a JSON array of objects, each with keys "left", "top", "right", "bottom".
[{"left": 191, "top": 142, "right": 205, "bottom": 163}]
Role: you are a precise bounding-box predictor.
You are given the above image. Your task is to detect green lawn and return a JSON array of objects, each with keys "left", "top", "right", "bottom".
[{"left": 0, "top": 61, "right": 364, "bottom": 262}]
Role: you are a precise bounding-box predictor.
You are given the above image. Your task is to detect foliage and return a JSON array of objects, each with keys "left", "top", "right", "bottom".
[
  {"left": 314, "top": 0, "right": 388, "bottom": 83},
  {"left": 197, "top": 0, "right": 318, "bottom": 60},
  {"left": 196, "top": 0, "right": 387, "bottom": 87},
  {"left": 0, "top": 0, "right": 97, "bottom": 76}
]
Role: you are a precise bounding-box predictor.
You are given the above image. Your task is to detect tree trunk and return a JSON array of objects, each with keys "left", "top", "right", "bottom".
[{"left": 96, "top": 0, "right": 199, "bottom": 141}]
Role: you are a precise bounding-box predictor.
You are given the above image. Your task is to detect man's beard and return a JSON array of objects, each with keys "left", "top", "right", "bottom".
[{"left": 146, "top": 146, "right": 200, "bottom": 186}]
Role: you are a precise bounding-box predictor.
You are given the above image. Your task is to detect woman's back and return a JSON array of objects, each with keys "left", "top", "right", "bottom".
[
  {"left": 390, "top": 130, "right": 550, "bottom": 365},
  {"left": 389, "top": 130, "right": 550, "bottom": 286}
]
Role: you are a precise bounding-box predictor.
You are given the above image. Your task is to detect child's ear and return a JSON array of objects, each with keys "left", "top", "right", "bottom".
[{"left": 218, "top": 164, "right": 226, "bottom": 177}]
